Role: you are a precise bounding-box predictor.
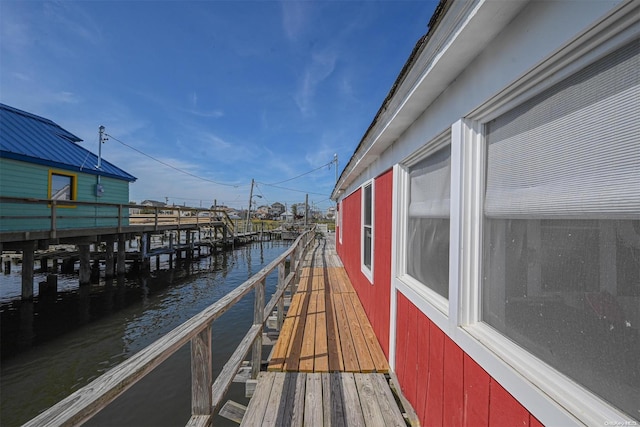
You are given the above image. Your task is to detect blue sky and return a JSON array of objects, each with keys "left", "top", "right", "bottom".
[{"left": 1, "top": 1, "right": 438, "bottom": 211}]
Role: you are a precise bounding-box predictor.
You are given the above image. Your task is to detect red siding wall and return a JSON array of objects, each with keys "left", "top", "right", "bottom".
[
  {"left": 336, "top": 170, "right": 393, "bottom": 357},
  {"left": 336, "top": 171, "right": 543, "bottom": 425},
  {"left": 395, "top": 293, "right": 544, "bottom": 427}
]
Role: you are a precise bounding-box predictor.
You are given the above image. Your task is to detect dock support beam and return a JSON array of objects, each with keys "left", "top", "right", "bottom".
[
  {"left": 117, "top": 234, "right": 126, "bottom": 275},
  {"left": 105, "top": 235, "right": 115, "bottom": 279},
  {"left": 79, "top": 244, "right": 91, "bottom": 285},
  {"left": 21, "top": 241, "right": 36, "bottom": 300}
]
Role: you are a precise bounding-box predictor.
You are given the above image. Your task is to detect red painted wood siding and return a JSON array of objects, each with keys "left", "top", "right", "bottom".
[
  {"left": 335, "top": 170, "right": 393, "bottom": 358},
  {"left": 395, "top": 293, "right": 542, "bottom": 426}
]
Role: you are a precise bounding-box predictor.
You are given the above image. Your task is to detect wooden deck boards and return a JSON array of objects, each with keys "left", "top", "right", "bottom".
[
  {"left": 243, "top": 237, "right": 407, "bottom": 426},
  {"left": 268, "top": 263, "right": 389, "bottom": 373},
  {"left": 240, "top": 372, "right": 406, "bottom": 427}
]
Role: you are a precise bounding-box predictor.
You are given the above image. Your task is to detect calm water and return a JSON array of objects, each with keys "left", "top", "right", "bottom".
[{"left": 0, "top": 241, "right": 290, "bottom": 426}]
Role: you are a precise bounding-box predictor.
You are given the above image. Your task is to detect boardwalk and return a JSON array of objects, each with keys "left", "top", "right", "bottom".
[{"left": 241, "top": 235, "right": 408, "bottom": 426}]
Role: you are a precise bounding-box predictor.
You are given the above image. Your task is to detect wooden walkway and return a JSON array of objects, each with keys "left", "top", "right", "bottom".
[{"left": 240, "top": 236, "right": 408, "bottom": 426}]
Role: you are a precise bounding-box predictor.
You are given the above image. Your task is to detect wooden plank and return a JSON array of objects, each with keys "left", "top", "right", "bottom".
[
  {"left": 371, "top": 374, "right": 406, "bottom": 427},
  {"left": 186, "top": 415, "right": 211, "bottom": 427},
  {"left": 304, "top": 374, "right": 323, "bottom": 426},
  {"left": 191, "top": 325, "right": 212, "bottom": 415},
  {"left": 341, "top": 293, "right": 375, "bottom": 373},
  {"left": 340, "top": 373, "right": 366, "bottom": 426},
  {"left": 240, "top": 372, "right": 275, "bottom": 426},
  {"left": 325, "top": 289, "right": 344, "bottom": 372},
  {"left": 290, "top": 373, "right": 307, "bottom": 427},
  {"left": 332, "top": 293, "right": 360, "bottom": 372},
  {"left": 347, "top": 293, "right": 389, "bottom": 373},
  {"left": 261, "top": 372, "right": 286, "bottom": 426},
  {"left": 314, "top": 290, "right": 329, "bottom": 372},
  {"left": 219, "top": 400, "right": 247, "bottom": 424},
  {"left": 268, "top": 292, "right": 303, "bottom": 371},
  {"left": 353, "top": 374, "right": 386, "bottom": 427},
  {"left": 299, "top": 293, "right": 317, "bottom": 372},
  {"left": 389, "top": 372, "right": 420, "bottom": 426},
  {"left": 211, "top": 324, "right": 263, "bottom": 411},
  {"left": 274, "top": 373, "right": 304, "bottom": 426},
  {"left": 323, "top": 372, "right": 346, "bottom": 427},
  {"left": 283, "top": 292, "right": 310, "bottom": 372}
]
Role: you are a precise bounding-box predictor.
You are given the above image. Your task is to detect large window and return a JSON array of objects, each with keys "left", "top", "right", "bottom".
[
  {"left": 482, "top": 41, "right": 639, "bottom": 419},
  {"left": 407, "top": 145, "right": 451, "bottom": 299},
  {"left": 49, "top": 171, "right": 76, "bottom": 201},
  {"left": 362, "top": 181, "right": 373, "bottom": 280}
]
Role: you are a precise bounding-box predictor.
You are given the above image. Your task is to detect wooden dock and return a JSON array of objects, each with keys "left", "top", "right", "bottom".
[{"left": 240, "top": 236, "right": 409, "bottom": 426}]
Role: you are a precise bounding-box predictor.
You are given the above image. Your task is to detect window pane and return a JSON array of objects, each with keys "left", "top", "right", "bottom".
[
  {"left": 483, "top": 219, "right": 640, "bottom": 418},
  {"left": 363, "top": 226, "right": 372, "bottom": 269},
  {"left": 407, "top": 217, "right": 449, "bottom": 298},
  {"left": 406, "top": 145, "right": 450, "bottom": 298},
  {"left": 364, "top": 184, "right": 372, "bottom": 226},
  {"left": 51, "top": 174, "right": 72, "bottom": 200}
]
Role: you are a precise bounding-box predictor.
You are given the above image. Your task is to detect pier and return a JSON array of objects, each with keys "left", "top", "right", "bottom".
[
  {"left": 0, "top": 196, "right": 280, "bottom": 300},
  {"left": 20, "top": 229, "right": 416, "bottom": 426},
  {"left": 239, "top": 237, "right": 412, "bottom": 426}
]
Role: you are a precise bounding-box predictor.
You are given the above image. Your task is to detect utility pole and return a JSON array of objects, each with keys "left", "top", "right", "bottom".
[
  {"left": 245, "top": 179, "right": 254, "bottom": 233},
  {"left": 334, "top": 153, "right": 338, "bottom": 184},
  {"left": 304, "top": 193, "right": 309, "bottom": 226},
  {"left": 98, "top": 126, "right": 105, "bottom": 169}
]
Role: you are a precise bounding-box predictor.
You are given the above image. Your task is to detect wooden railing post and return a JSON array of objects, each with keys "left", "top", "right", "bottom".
[
  {"left": 277, "top": 263, "right": 285, "bottom": 331},
  {"left": 251, "top": 278, "right": 265, "bottom": 379},
  {"left": 117, "top": 204, "right": 123, "bottom": 232},
  {"left": 191, "top": 325, "right": 212, "bottom": 417},
  {"left": 154, "top": 207, "right": 159, "bottom": 230},
  {"left": 50, "top": 200, "right": 57, "bottom": 239}
]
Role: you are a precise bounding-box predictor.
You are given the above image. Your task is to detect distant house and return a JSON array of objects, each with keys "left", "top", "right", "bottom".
[
  {"left": 280, "top": 211, "right": 294, "bottom": 222},
  {"left": 0, "top": 104, "right": 136, "bottom": 231},
  {"left": 270, "top": 202, "right": 285, "bottom": 217}
]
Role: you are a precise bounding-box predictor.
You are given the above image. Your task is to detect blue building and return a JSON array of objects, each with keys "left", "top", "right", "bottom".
[{"left": 0, "top": 104, "right": 136, "bottom": 231}]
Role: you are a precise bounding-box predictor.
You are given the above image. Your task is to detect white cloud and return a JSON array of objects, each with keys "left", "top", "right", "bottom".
[
  {"left": 295, "top": 50, "right": 338, "bottom": 116},
  {"left": 280, "top": 1, "right": 307, "bottom": 42}
]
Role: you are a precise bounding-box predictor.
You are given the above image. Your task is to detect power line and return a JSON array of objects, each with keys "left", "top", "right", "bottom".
[
  {"left": 264, "top": 160, "right": 334, "bottom": 185},
  {"left": 257, "top": 181, "right": 329, "bottom": 197},
  {"left": 105, "top": 133, "right": 240, "bottom": 188}
]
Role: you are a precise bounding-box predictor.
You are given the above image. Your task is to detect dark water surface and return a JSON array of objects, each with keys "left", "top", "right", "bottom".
[{"left": 0, "top": 241, "right": 290, "bottom": 426}]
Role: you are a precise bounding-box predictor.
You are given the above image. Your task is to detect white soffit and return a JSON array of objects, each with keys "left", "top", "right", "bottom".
[{"left": 337, "top": 0, "right": 528, "bottom": 194}]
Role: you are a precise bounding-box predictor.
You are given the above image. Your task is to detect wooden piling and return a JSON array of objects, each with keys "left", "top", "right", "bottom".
[
  {"left": 22, "top": 241, "right": 36, "bottom": 300},
  {"left": 117, "top": 234, "right": 126, "bottom": 275},
  {"left": 105, "top": 236, "right": 115, "bottom": 279},
  {"left": 79, "top": 244, "right": 91, "bottom": 285}
]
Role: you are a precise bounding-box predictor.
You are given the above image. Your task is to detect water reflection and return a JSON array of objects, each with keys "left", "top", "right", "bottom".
[{"left": 0, "top": 241, "right": 289, "bottom": 427}]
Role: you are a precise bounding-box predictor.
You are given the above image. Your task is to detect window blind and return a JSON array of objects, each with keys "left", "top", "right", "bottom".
[
  {"left": 409, "top": 145, "right": 451, "bottom": 218},
  {"left": 485, "top": 41, "right": 640, "bottom": 219}
]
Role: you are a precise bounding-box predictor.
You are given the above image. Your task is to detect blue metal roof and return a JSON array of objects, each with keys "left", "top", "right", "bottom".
[{"left": 0, "top": 104, "right": 136, "bottom": 182}]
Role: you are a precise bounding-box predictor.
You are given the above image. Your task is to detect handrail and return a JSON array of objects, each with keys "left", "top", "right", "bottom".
[
  {"left": 21, "top": 227, "right": 316, "bottom": 427},
  {"left": 0, "top": 196, "right": 238, "bottom": 239}
]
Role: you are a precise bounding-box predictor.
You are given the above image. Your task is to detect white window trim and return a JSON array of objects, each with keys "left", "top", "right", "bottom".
[
  {"left": 338, "top": 201, "right": 343, "bottom": 244},
  {"left": 393, "top": 131, "right": 451, "bottom": 319},
  {"left": 451, "top": 6, "right": 639, "bottom": 425},
  {"left": 390, "top": 3, "right": 639, "bottom": 426},
  {"left": 360, "top": 179, "right": 374, "bottom": 283}
]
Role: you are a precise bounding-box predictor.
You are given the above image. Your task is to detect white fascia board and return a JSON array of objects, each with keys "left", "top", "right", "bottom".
[{"left": 334, "top": 0, "right": 528, "bottom": 198}]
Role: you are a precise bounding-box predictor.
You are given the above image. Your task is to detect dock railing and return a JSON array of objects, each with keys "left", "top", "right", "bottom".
[
  {"left": 21, "top": 227, "right": 316, "bottom": 427},
  {"left": 0, "top": 196, "right": 236, "bottom": 239}
]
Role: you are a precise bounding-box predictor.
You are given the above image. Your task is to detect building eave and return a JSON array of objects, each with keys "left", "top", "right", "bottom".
[{"left": 332, "top": 0, "right": 528, "bottom": 200}]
